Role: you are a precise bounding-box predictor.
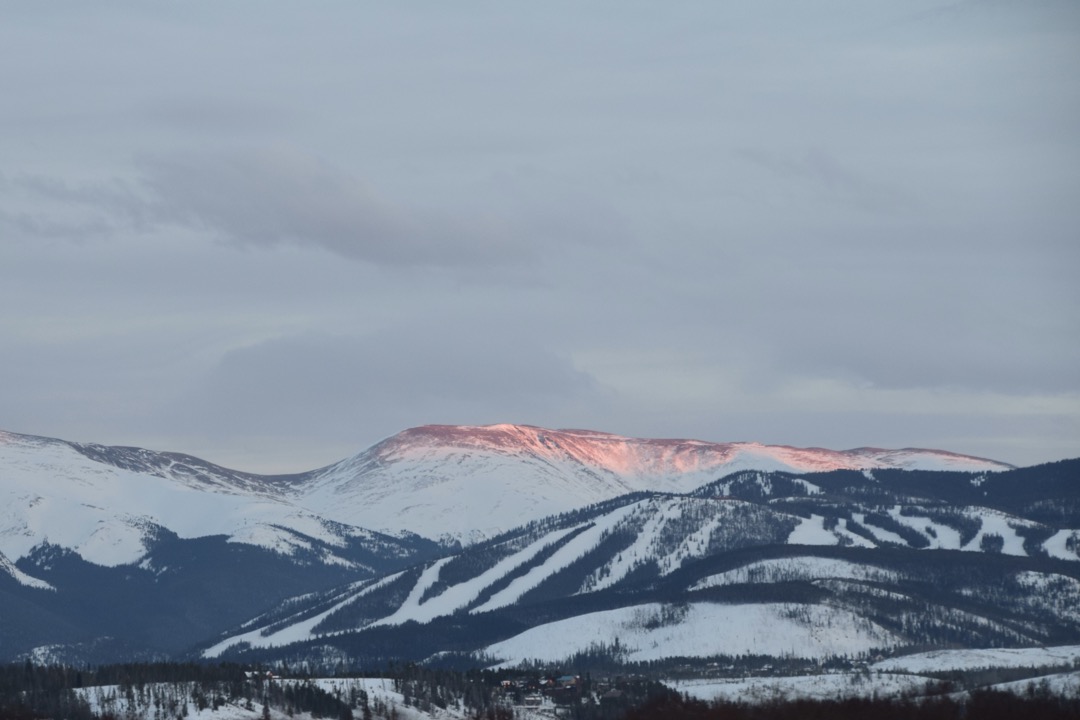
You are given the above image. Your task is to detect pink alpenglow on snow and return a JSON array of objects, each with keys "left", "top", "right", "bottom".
[{"left": 297, "top": 424, "right": 1013, "bottom": 543}]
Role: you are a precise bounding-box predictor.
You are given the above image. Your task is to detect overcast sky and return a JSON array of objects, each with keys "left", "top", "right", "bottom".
[{"left": 2, "top": 1, "right": 1078, "bottom": 472}]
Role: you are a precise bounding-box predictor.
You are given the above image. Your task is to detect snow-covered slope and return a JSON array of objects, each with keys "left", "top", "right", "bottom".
[
  {"left": 200, "top": 494, "right": 804, "bottom": 657},
  {"left": 873, "top": 645, "right": 1080, "bottom": 674},
  {"left": 1, "top": 424, "right": 1070, "bottom": 669},
  {"left": 0, "top": 430, "right": 406, "bottom": 568},
  {"left": 482, "top": 601, "right": 900, "bottom": 665},
  {"left": 1, "top": 424, "right": 1013, "bottom": 557},
  {"left": 203, "top": 463, "right": 1080, "bottom": 663},
  {"left": 0, "top": 548, "right": 53, "bottom": 590},
  {"left": 674, "top": 672, "right": 939, "bottom": 704},
  {"left": 294, "top": 424, "right": 1012, "bottom": 542}
]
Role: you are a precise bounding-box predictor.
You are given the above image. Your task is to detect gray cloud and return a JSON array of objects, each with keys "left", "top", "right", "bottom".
[
  {"left": 3, "top": 172, "right": 154, "bottom": 237},
  {"left": 0, "top": 208, "right": 116, "bottom": 240},
  {"left": 1, "top": 1, "right": 1077, "bottom": 471},
  {"left": 163, "top": 324, "right": 607, "bottom": 467},
  {"left": 139, "top": 149, "right": 524, "bottom": 267},
  {"left": 734, "top": 147, "right": 915, "bottom": 214},
  {"left": 3, "top": 151, "right": 523, "bottom": 268}
]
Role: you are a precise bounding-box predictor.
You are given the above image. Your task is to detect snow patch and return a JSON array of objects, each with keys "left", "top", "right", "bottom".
[
  {"left": 963, "top": 510, "right": 1028, "bottom": 556},
  {"left": 0, "top": 548, "right": 54, "bottom": 590},
  {"left": 693, "top": 557, "right": 900, "bottom": 590},
  {"left": 873, "top": 645, "right": 1080, "bottom": 673},
  {"left": 786, "top": 515, "right": 839, "bottom": 546},
  {"left": 1044, "top": 530, "right": 1080, "bottom": 561},
  {"left": 483, "top": 601, "right": 900, "bottom": 665},
  {"left": 203, "top": 573, "right": 405, "bottom": 657},
  {"left": 471, "top": 504, "right": 640, "bottom": 613},
  {"left": 674, "top": 672, "right": 937, "bottom": 703}
]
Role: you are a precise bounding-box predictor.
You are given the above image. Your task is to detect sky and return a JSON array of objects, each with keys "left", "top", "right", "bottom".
[{"left": 1, "top": 1, "right": 1078, "bottom": 473}]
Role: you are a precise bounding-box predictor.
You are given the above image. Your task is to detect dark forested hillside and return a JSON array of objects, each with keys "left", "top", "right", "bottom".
[{"left": 197, "top": 460, "right": 1080, "bottom": 672}]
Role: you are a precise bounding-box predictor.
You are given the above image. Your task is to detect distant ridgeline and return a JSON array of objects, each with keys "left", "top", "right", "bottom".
[{"left": 0, "top": 424, "right": 1077, "bottom": 672}]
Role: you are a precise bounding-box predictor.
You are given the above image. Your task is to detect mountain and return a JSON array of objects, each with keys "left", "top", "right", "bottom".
[
  {"left": 201, "top": 461, "right": 1080, "bottom": 670},
  {"left": 0, "top": 429, "right": 443, "bottom": 663},
  {"left": 0, "top": 424, "right": 1047, "bottom": 667},
  {"left": 1, "top": 424, "right": 1009, "bottom": 563},
  {"left": 0, "top": 430, "right": 432, "bottom": 571},
  {"left": 293, "top": 424, "right": 1013, "bottom": 543}
]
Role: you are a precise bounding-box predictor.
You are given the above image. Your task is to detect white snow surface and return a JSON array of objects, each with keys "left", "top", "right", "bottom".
[
  {"left": 78, "top": 678, "right": 454, "bottom": 720},
  {"left": 0, "top": 548, "right": 53, "bottom": 590},
  {"left": 785, "top": 505, "right": 1080, "bottom": 559},
  {"left": 0, "top": 424, "right": 1015, "bottom": 563},
  {"left": 0, "top": 430, "right": 371, "bottom": 567},
  {"left": 203, "top": 572, "right": 405, "bottom": 657},
  {"left": 692, "top": 557, "right": 900, "bottom": 589},
  {"left": 311, "top": 678, "right": 467, "bottom": 720},
  {"left": 79, "top": 684, "right": 310, "bottom": 720},
  {"left": 1045, "top": 530, "right": 1080, "bottom": 560},
  {"left": 786, "top": 515, "right": 839, "bottom": 545},
  {"left": 784, "top": 514, "right": 876, "bottom": 549},
  {"left": 1012, "top": 571, "right": 1080, "bottom": 625},
  {"left": 873, "top": 645, "right": 1080, "bottom": 673},
  {"left": 887, "top": 507, "right": 965, "bottom": 550},
  {"left": 471, "top": 505, "right": 640, "bottom": 613},
  {"left": 378, "top": 524, "right": 585, "bottom": 625},
  {"left": 963, "top": 509, "right": 1029, "bottom": 555},
  {"left": 983, "top": 670, "right": 1080, "bottom": 696},
  {"left": 674, "top": 672, "right": 937, "bottom": 703},
  {"left": 483, "top": 601, "right": 900, "bottom": 666},
  {"left": 295, "top": 424, "right": 1011, "bottom": 543}
]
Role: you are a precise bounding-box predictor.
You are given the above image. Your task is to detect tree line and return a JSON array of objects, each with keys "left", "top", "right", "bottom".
[{"left": 624, "top": 688, "right": 1080, "bottom": 720}]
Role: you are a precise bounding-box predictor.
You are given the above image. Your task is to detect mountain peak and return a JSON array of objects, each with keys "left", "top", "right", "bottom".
[
  {"left": 300, "top": 424, "right": 1013, "bottom": 542},
  {"left": 0, "top": 424, "right": 1015, "bottom": 548},
  {"left": 363, "top": 423, "right": 1012, "bottom": 471}
]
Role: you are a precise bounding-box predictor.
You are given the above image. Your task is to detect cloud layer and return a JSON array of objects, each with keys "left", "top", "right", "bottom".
[{"left": 0, "top": 1, "right": 1077, "bottom": 470}]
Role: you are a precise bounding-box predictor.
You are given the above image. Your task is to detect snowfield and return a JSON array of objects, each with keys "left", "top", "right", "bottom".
[
  {"left": 483, "top": 601, "right": 900, "bottom": 666},
  {"left": 0, "top": 424, "right": 1016, "bottom": 566},
  {"left": 873, "top": 645, "right": 1080, "bottom": 673},
  {"left": 312, "top": 678, "right": 467, "bottom": 720},
  {"left": 79, "top": 678, "right": 478, "bottom": 720},
  {"left": 983, "top": 670, "right": 1080, "bottom": 697},
  {"left": 68, "top": 664, "right": 1080, "bottom": 720},
  {"left": 674, "top": 672, "right": 938, "bottom": 703},
  {"left": 674, "top": 645, "right": 1080, "bottom": 703},
  {"left": 784, "top": 514, "right": 875, "bottom": 548},
  {"left": 295, "top": 424, "right": 1012, "bottom": 543},
  {"left": 0, "top": 548, "right": 53, "bottom": 590},
  {"left": 203, "top": 572, "right": 406, "bottom": 657},
  {"left": 692, "top": 556, "right": 901, "bottom": 589},
  {"left": 471, "top": 505, "right": 641, "bottom": 613},
  {"left": 0, "top": 430, "right": 376, "bottom": 568},
  {"left": 79, "top": 685, "right": 302, "bottom": 720}
]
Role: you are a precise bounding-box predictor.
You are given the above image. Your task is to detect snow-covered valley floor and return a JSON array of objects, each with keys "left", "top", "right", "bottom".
[{"left": 72, "top": 643, "right": 1080, "bottom": 720}]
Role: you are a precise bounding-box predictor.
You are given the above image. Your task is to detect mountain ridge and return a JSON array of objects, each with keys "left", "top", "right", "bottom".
[
  {"left": 0, "top": 423, "right": 1074, "bottom": 667},
  {"left": 295, "top": 423, "right": 1014, "bottom": 542},
  {"left": 0, "top": 424, "right": 1016, "bottom": 556},
  {"left": 198, "top": 460, "right": 1080, "bottom": 669}
]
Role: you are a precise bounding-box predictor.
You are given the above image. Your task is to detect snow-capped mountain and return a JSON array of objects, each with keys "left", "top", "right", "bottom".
[
  {"left": 0, "top": 424, "right": 1044, "bottom": 666},
  {"left": 294, "top": 424, "right": 1013, "bottom": 543},
  {"left": 2, "top": 423, "right": 1010, "bottom": 565},
  {"left": 0, "top": 430, "right": 421, "bottom": 571},
  {"left": 201, "top": 461, "right": 1080, "bottom": 668},
  {"left": 0, "top": 429, "right": 442, "bottom": 664}
]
